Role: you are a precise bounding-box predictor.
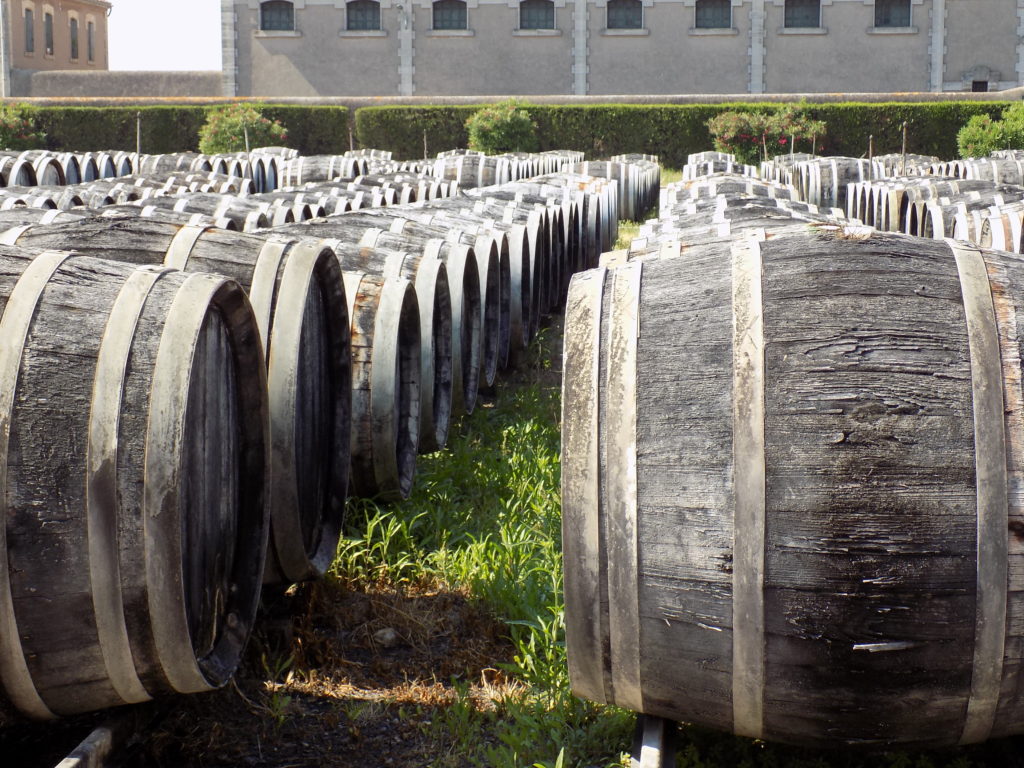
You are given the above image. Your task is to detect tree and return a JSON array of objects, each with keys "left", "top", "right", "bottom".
[
  {"left": 465, "top": 99, "right": 539, "bottom": 154},
  {"left": 198, "top": 104, "right": 288, "bottom": 155}
]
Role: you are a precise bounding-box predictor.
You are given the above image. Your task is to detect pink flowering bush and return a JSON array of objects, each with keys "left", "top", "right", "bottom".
[
  {"left": 0, "top": 104, "right": 46, "bottom": 150},
  {"left": 198, "top": 104, "right": 288, "bottom": 154},
  {"left": 706, "top": 105, "right": 826, "bottom": 164}
]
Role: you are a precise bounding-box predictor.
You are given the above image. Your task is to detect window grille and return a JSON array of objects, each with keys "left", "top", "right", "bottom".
[
  {"left": 261, "top": 1, "right": 295, "bottom": 30},
  {"left": 70, "top": 17, "right": 79, "bottom": 59},
  {"left": 433, "top": 0, "right": 467, "bottom": 30},
  {"left": 695, "top": 0, "right": 730, "bottom": 29},
  {"left": 347, "top": 0, "right": 381, "bottom": 30},
  {"left": 24, "top": 9, "right": 34, "bottom": 53},
  {"left": 607, "top": 0, "right": 642, "bottom": 29},
  {"left": 874, "top": 0, "right": 910, "bottom": 28},
  {"left": 784, "top": 0, "right": 819, "bottom": 28},
  {"left": 520, "top": 0, "right": 554, "bottom": 30}
]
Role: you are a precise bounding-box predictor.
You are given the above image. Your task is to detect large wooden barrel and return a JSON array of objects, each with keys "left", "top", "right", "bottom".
[
  {"left": 344, "top": 272, "right": 421, "bottom": 500},
  {"left": 0, "top": 248, "right": 269, "bottom": 718},
  {"left": 1, "top": 219, "right": 351, "bottom": 584},
  {"left": 329, "top": 238, "right": 453, "bottom": 453},
  {"left": 563, "top": 228, "right": 1024, "bottom": 749}
]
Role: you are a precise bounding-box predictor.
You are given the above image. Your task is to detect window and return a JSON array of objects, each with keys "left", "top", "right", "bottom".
[
  {"left": 43, "top": 10, "right": 52, "bottom": 54},
  {"left": 695, "top": 0, "right": 730, "bottom": 28},
  {"left": 784, "top": 0, "right": 819, "bottom": 28},
  {"left": 347, "top": 0, "right": 381, "bottom": 30},
  {"left": 972, "top": 80, "right": 989, "bottom": 93},
  {"left": 874, "top": 0, "right": 910, "bottom": 28},
  {"left": 24, "top": 8, "right": 34, "bottom": 53},
  {"left": 433, "top": 0, "right": 467, "bottom": 29},
  {"left": 260, "top": 0, "right": 294, "bottom": 30},
  {"left": 519, "top": 0, "right": 554, "bottom": 29},
  {"left": 70, "top": 17, "right": 79, "bottom": 60},
  {"left": 87, "top": 20, "right": 94, "bottom": 61},
  {"left": 607, "top": 0, "right": 642, "bottom": 29}
]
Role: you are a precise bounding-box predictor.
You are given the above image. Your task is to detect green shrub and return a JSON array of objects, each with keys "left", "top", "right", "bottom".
[
  {"left": 957, "top": 114, "right": 1009, "bottom": 158},
  {"left": 0, "top": 103, "right": 46, "bottom": 150},
  {"left": 466, "top": 99, "right": 539, "bottom": 154},
  {"left": 198, "top": 103, "right": 288, "bottom": 154}
]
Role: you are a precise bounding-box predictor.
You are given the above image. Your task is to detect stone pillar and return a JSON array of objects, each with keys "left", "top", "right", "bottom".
[
  {"left": 398, "top": 2, "right": 415, "bottom": 96},
  {"left": 221, "top": 0, "right": 238, "bottom": 97},
  {"left": 572, "top": 0, "right": 588, "bottom": 95},
  {"left": 929, "top": 0, "right": 946, "bottom": 93},
  {"left": 0, "top": 0, "right": 12, "bottom": 98},
  {"left": 748, "top": 0, "right": 764, "bottom": 94},
  {"left": 1016, "top": 0, "right": 1024, "bottom": 86}
]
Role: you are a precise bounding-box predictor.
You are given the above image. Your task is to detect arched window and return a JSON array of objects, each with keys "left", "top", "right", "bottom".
[
  {"left": 520, "top": 0, "right": 554, "bottom": 30},
  {"left": 433, "top": 0, "right": 467, "bottom": 29},
  {"left": 875, "top": 0, "right": 910, "bottom": 27},
  {"left": 87, "top": 18, "right": 95, "bottom": 61},
  {"left": 260, "top": 0, "right": 295, "bottom": 31},
  {"left": 24, "top": 7, "right": 34, "bottom": 54},
  {"left": 784, "top": 0, "right": 819, "bottom": 28},
  {"left": 695, "top": 0, "right": 730, "bottom": 29},
  {"left": 70, "top": 16, "right": 79, "bottom": 60},
  {"left": 607, "top": 0, "right": 642, "bottom": 29},
  {"left": 347, "top": 0, "right": 381, "bottom": 30}
]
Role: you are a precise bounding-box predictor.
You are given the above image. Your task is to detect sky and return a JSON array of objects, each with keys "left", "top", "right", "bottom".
[{"left": 108, "top": 0, "right": 222, "bottom": 71}]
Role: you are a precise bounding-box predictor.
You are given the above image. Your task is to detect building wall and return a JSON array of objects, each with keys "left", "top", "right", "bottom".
[
  {"left": 10, "top": 0, "right": 110, "bottom": 72},
  {"left": 225, "top": 0, "right": 1024, "bottom": 97},
  {"left": 11, "top": 69, "right": 221, "bottom": 97}
]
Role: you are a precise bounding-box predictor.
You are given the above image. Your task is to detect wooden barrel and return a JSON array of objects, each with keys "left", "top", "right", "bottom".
[
  {"left": 0, "top": 155, "right": 36, "bottom": 188},
  {"left": 344, "top": 272, "right": 420, "bottom": 500},
  {"left": 0, "top": 248, "right": 269, "bottom": 718},
  {"left": 563, "top": 228, "right": 1024, "bottom": 749},
  {"left": 328, "top": 238, "right": 453, "bottom": 453},
  {"left": 1, "top": 219, "right": 351, "bottom": 584}
]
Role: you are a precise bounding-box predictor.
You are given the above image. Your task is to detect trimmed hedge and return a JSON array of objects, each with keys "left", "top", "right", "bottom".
[
  {"left": 25, "top": 105, "right": 349, "bottom": 155},
  {"left": 356, "top": 102, "right": 1011, "bottom": 167}
]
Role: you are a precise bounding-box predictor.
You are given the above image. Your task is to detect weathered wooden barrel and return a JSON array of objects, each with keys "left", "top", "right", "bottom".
[
  {"left": 280, "top": 155, "right": 361, "bottom": 186},
  {"left": 329, "top": 238, "right": 453, "bottom": 452},
  {"left": 0, "top": 155, "right": 36, "bottom": 187},
  {"left": 15, "top": 151, "right": 66, "bottom": 187},
  {"left": 1, "top": 219, "right": 351, "bottom": 583},
  {"left": 344, "top": 272, "right": 420, "bottom": 499},
  {"left": 135, "top": 153, "right": 212, "bottom": 177},
  {"left": 356, "top": 229, "right": 482, "bottom": 417},
  {"left": 0, "top": 207, "right": 87, "bottom": 229},
  {"left": 563, "top": 227, "right": 1024, "bottom": 749},
  {"left": 137, "top": 194, "right": 268, "bottom": 232},
  {"left": 0, "top": 247, "right": 269, "bottom": 718},
  {"left": 96, "top": 204, "right": 241, "bottom": 232}
]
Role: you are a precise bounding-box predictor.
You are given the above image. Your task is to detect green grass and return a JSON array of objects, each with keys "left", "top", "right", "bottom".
[
  {"left": 661, "top": 167, "right": 683, "bottom": 185},
  {"left": 330, "top": 328, "right": 633, "bottom": 768}
]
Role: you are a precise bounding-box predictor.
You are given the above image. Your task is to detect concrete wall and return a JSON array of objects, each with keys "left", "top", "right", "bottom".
[
  {"left": 11, "top": 69, "right": 222, "bottom": 97},
  {"left": 227, "top": 0, "right": 1024, "bottom": 97}
]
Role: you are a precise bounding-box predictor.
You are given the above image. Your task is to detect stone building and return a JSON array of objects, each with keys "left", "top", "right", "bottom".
[
  {"left": 222, "top": 0, "right": 1024, "bottom": 97},
  {"left": 0, "top": 0, "right": 111, "bottom": 95}
]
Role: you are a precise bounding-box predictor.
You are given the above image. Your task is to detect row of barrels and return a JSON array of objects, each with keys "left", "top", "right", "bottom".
[
  {"left": 0, "top": 153, "right": 642, "bottom": 724},
  {"left": 563, "top": 159, "right": 1024, "bottom": 750}
]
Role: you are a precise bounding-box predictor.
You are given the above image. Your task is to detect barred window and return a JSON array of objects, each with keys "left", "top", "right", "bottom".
[
  {"left": 24, "top": 9, "right": 34, "bottom": 54},
  {"left": 875, "top": 0, "right": 910, "bottom": 27},
  {"left": 70, "top": 17, "right": 79, "bottom": 59},
  {"left": 695, "top": 0, "right": 730, "bottom": 29},
  {"left": 433, "top": 0, "right": 467, "bottom": 30},
  {"left": 784, "top": 0, "right": 819, "bottom": 28},
  {"left": 260, "top": 0, "right": 294, "bottom": 30},
  {"left": 607, "top": 0, "right": 642, "bottom": 29},
  {"left": 347, "top": 0, "right": 381, "bottom": 30},
  {"left": 520, "top": 0, "right": 554, "bottom": 29}
]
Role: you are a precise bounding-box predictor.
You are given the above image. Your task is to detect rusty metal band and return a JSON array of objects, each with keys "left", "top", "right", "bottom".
[
  {"left": 560, "top": 267, "right": 607, "bottom": 704},
  {"left": 87, "top": 265, "right": 173, "bottom": 706},
  {"left": 731, "top": 238, "right": 766, "bottom": 739},
  {"left": 163, "top": 224, "right": 208, "bottom": 271},
  {"left": 604, "top": 262, "right": 643, "bottom": 713},
  {"left": 248, "top": 238, "right": 293, "bottom": 348},
  {"left": 0, "top": 224, "right": 31, "bottom": 246},
  {"left": 948, "top": 240, "right": 1009, "bottom": 745},
  {"left": 0, "top": 250, "right": 72, "bottom": 719},
  {"left": 265, "top": 240, "right": 323, "bottom": 582},
  {"left": 144, "top": 271, "right": 229, "bottom": 694}
]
